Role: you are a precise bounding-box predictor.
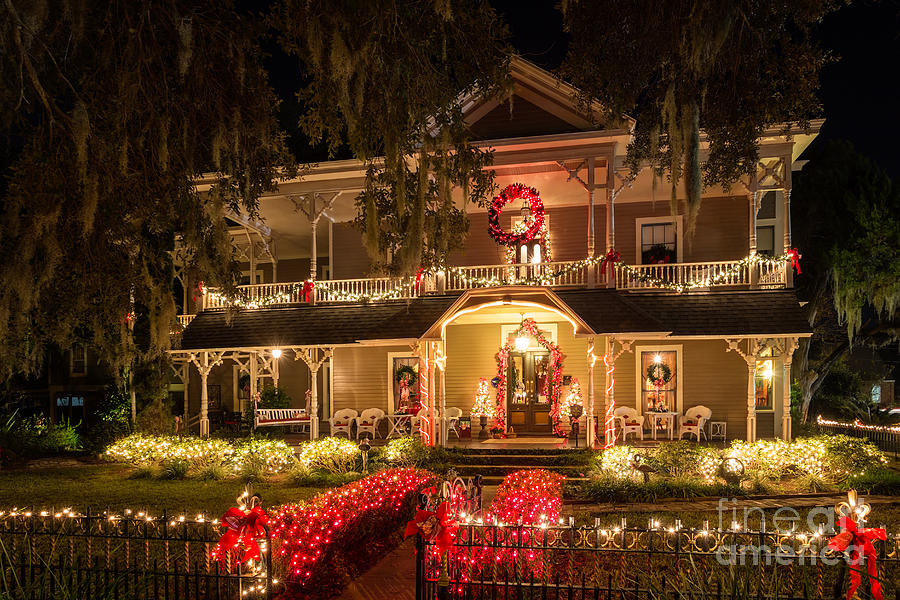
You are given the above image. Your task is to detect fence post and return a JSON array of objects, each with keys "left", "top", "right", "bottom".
[
  {"left": 416, "top": 533, "right": 425, "bottom": 600},
  {"left": 266, "top": 524, "right": 273, "bottom": 600}
]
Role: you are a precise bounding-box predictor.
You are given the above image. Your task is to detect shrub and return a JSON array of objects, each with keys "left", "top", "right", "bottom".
[
  {"left": 0, "top": 412, "right": 82, "bottom": 457},
  {"left": 272, "top": 468, "right": 433, "bottom": 599},
  {"left": 159, "top": 457, "right": 189, "bottom": 480},
  {"left": 232, "top": 438, "right": 295, "bottom": 476},
  {"left": 382, "top": 435, "right": 430, "bottom": 468},
  {"left": 845, "top": 469, "right": 900, "bottom": 496},
  {"left": 488, "top": 470, "right": 565, "bottom": 525},
  {"left": 583, "top": 474, "right": 745, "bottom": 503},
  {"left": 297, "top": 437, "right": 360, "bottom": 474}
]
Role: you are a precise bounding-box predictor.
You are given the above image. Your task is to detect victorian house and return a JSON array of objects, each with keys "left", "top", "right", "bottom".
[{"left": 170, "top": 58, "right": 819, "bottom": 447}]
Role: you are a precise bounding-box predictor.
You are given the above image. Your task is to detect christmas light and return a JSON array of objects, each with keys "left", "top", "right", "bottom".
[
  {"left": 602, "top": 352, "right": 616, "bottom": 449},
  {"left": 471, "top": 378, "right": 496, "bottom": 419}
]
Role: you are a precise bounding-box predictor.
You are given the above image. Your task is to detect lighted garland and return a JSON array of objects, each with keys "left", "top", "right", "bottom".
[
  {"left": 488, "top": 183, "right": 545, "bottom": 246},
  {"left": 494, "top": 319, "right": 566, "bottom": 436},
  {"left": 206, "top": 250, "right": 802, "bottom": 309},
  {"left": 504, "top": 220, "right": 551, "bottom": 264}
]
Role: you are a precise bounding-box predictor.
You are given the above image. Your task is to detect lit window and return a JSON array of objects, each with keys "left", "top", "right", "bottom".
[{"left": 641, "top": 351, "right": 677, "bottom": 412}]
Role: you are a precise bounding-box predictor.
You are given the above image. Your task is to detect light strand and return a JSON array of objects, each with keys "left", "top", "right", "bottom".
[{"left": 603, "top": 353, "right": 616, "bottom": 449}]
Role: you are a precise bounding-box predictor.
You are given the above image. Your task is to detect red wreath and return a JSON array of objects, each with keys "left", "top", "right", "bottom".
[{"left": 488, "top": 184, "right": 545, "bottom": 246}]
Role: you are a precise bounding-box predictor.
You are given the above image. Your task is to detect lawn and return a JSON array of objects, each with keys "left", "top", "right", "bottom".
[{"left": 0, "top": 464, "right": 325, "bottom": 515}]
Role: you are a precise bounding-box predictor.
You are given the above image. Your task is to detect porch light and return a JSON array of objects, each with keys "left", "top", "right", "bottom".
[
  {"left": 514, "top": 334, "right": 531, "bottom": 353},
  {"left": 271, "top": 348, "right": 282, "bottom": 359},
  {"left": 653, "top": 354, "right": 661, "bottom": 364}
]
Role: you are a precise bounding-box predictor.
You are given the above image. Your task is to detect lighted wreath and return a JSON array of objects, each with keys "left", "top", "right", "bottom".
[
  {"left": 645, "top": 362, "right": 672, "bottom": 388},
  {"left": 395, "top": 365, "right": 418, "bottom": 387},
  {"left": 488, "top": 183, "right": 545, "bottom": 246}
]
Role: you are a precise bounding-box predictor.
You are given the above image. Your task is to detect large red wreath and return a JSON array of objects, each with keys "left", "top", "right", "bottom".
[{"left": 488, "top": 183, "right": 545, "bottom": 246}]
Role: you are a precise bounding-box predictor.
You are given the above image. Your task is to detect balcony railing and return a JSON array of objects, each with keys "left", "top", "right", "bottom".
[{"left": 199, "top": 258, "right": 788, "bottom": 310}]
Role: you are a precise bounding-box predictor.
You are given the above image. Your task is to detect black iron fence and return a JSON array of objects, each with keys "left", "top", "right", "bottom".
[
  {"left": 416, "top": 520, "right": 900, "bottom": 600},
  {"left": 817, "top": 421, "right": 900, "bottom": 458},
  {"left": 0, "top": 508, "right": 272, "bottom": 599}
]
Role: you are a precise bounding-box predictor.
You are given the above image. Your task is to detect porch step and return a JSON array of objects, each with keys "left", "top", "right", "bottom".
[{"left": 446, "top": 447, "right": 593, "bottom": 483}]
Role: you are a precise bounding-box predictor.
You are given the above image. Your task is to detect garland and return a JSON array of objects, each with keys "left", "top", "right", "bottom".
[
  {"left": 206, "top": 250, "right": 802, "bottom": 308},
  {"left": 488, "top": 184, "right": 545, "bottom": 246},
  {"left": 494, "top": 319, "right": 566, "bottom": 436}
]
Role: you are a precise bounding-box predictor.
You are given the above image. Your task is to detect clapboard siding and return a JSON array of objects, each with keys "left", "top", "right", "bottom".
[
  {"left": 332, "top": 345, "right": 408, "bottom": 416},
  {"left": 332, "top": 222, "right": 371, "bottom": 279},
  {"left": 615, "top": 196, "right": 749, "bottom": 264}
]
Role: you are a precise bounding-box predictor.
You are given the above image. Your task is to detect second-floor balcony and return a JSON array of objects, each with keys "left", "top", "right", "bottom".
[{"left": 200, "top": 256, "right": 792, "bottom": 310}]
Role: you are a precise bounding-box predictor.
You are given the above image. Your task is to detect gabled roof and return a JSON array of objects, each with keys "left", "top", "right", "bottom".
[{"left": 177, "top": 289, "right": 811, "bottom": 351}]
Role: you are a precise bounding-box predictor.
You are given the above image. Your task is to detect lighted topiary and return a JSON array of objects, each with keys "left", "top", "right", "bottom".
[
  {"left": 297, "top": 437, "right": 360, "bottom": 474},
  {"left": 559, "top": 379, "right": 583, "bottom": 419},
  {"left": 383, "top": 435, "right": 429, "bottom": 468}
]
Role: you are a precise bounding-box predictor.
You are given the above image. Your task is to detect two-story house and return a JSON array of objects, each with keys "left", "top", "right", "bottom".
[{"left": 171, "top": 58, "right": 819, "bottom": 447}]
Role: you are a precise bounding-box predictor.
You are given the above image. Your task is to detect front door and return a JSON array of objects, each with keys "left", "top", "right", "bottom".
[{"left": 507, "top": 350, "right": 552, "bottom": 434}]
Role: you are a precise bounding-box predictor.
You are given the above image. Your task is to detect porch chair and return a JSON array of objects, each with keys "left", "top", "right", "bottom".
[
  {"left": 410, "top": 409, "right": 430, "bottom": 436},
  {"left": 446, "top": 407, "right": 463, "bottom": 438},
  {"left": 329, "top": 408, "right": 358, "bottom": 438},
  {"left": 613, "top": 407, "right": 644, "bottom": 441},
  {"left": 355, "top": 408, "right": 385, "bottom": 440},
  {"left": 677, "top": 405, "right": 712, "bottom": 441}
]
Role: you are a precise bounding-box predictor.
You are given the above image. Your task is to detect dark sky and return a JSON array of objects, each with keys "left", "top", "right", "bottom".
[{"left": 491, "top": 0, "right": 900, "bottom": 181}]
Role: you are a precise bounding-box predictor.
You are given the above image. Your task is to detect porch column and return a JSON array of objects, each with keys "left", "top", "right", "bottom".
[
  {"left": 587, "top": 338, "right": 596, "bottom": 448},
  {"left": 749, "top": 192, "right": 759, "bottom": 289},
  {"left": 605, "top": 172, "right": 616, "bottom": 289},
  {"left": 428, "top": 345, "right": 437, "bottom": 445},
  {"left": 438, "top": 343, "right": 447, "bottom": 446},
  {"left": 783, "top": 189, "right": 794, "bottom": 288},
  {"left": 295, "top": 347, "right": 333, "bottom": 439},
  {"left": 189, "top": 351, "right": 224, "bottom": 439},
  {"left": 746, "top": 362, "right": 756, "bottom": 442},
  {"left": 587, "top": 157, "right": 596, "bottom": 259},
  {"left": 272, "top": 353, "right": 280, "bottom": 388},
  {"left": 249, "top": 352, "right": 258, "bottom": 403},
  {"left": 603, "top": 338, "right": 615, "bottom": 448},
  {"left": 781, "top": 338, "right": 798, "bottom": 441},
  {"left": 182, "top": 364, "right": 190, "bottom": 422}
]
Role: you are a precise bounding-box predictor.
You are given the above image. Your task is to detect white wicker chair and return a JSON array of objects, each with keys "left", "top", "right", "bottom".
[
  {"left": 614, "top": 406, "right": 644, "bottom": 441},
  {"left": 446, "top": 407, "right": 463, "bottom": 438},
  {"left": 355, "top": 408, "right": 385, "bottom": 440},
  {"left": 410, "top": 410, "right": 430, "bottom": 437},
  {"left": 678, "top": 405, "right": 712, "bottom": 441},
  {"left": 329, "top": 408, "right": 358, "bottom": 438}
]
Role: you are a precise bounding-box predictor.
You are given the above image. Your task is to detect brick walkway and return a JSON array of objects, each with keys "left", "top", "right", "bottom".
[{"left": 337, "top": 537, "right": 417, "bottom": 600}]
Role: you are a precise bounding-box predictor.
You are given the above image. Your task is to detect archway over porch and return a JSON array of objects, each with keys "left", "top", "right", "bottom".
[{"left": 418, "top": 287, "right": 605, "bottom": 447}]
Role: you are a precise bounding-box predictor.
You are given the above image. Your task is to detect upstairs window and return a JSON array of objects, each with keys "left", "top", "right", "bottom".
[
  {"left": 70, "top": 344, "right": 86, "bottom": 377},
  {"left": 641, "top": 222, "right": 677, "bottom": 264}
]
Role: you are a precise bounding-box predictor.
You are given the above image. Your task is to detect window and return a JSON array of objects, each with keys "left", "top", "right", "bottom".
[
  {"left": 635, "top": 217, "right": 682, "bottom": 264},
  {"left": 755, "top": 359, "right": 774, "bottom": 411},
  {"left": 387, "top": 353, "right": 419, "bottom": 414},
  {"left": 240, "top": 270, "right": 263, "bottom": 285},
  {"left": 639, "top": 350, "right": 678, "bottom": 412},
  {"left": 511, "top": 215, "right": 549, "bottom": 264},
  {"left": 70, "top": 344, "right": 86, "bottom": 376},
  {"left": 757, "top": 192, "right": 777, "bottom": 219},
  {"left": 756, "top": 225, "right": 775, "bottom": 256}
]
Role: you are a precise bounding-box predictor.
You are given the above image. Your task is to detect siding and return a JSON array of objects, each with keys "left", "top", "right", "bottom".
[
  {"left": 614, "top": 196, "right": 749, "bottom": 264},
  {"left": 332, "top": 222, "right": 371, "bottom": 279},
  {"left": 332, "top": 345, "right": 410, "bottom": 416}
]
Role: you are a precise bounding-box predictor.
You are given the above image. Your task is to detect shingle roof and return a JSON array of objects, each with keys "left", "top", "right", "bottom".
[{"left": 178, "top": 289, "right": 811, "bottom": 350}]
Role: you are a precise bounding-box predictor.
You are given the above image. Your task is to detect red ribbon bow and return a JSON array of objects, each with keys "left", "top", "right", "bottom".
[
  {"left": 404, "top": 502, "right": 458, "bottom": 557},
  {"left": 599, "top": 248, "right": 621, "bottom": 276},
  {"left": 787, "top": 248, "right": 802, "bottom": 274},
  {"left": 828, "top": 516, "right": 886, "bottom": 600},
  {"left": 212, "top": 506, "right": 269, "bottom": 564},
  {"left": 414, "top": 268, "right": 425, "bottom": 292},
  {"left": 300, "top": 280, "right": 314, "bottom": 302}
]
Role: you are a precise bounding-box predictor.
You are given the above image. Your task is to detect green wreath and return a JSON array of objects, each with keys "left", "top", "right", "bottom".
[
  {"left": 395, "top": 365, "right": 418, "bottom": 387},
  {"left": 646, "top": 362, "right": 672, "bottom": 387}
]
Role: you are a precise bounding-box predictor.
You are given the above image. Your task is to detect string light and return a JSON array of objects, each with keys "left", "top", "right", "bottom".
[
  {"left": 602, "top": 352, "right": 616, "bottom": 449},
  {"left": 419, "top": 356, "right": 432, "bottom": 446}
]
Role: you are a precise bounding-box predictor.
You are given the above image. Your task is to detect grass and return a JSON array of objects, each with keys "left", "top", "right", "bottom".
[{"left": 0, "top": 464, "right": 325, "bottom": 515}]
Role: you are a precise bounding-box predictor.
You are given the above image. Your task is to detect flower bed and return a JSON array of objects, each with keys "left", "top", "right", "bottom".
[
  {"left": 104, "top": 434, "right": 294, "bottom": 477},
  {"left": 271, "top": 468, "right": 434, "bottom": 599}
]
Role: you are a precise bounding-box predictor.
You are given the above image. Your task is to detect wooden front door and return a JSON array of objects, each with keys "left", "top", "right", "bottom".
[{"left": 506, "top": 350, "right": 552, "bottom": 434}]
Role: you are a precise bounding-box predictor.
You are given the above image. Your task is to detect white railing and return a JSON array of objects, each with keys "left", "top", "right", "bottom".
[
  {"left": 176, "top": 314, "right": 196, "bottom": 328},
  {"left": 198, "top": 259, "right": 787, "bottom": 309},
  {"left": 616, "top": 260, "right": 786, "bottom": 290}
]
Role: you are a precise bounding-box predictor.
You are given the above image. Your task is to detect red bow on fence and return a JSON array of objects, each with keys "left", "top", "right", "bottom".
[
  {"left": 414, "top": 268, "right": 425, "bottom": 292},
  {"left": 404, "top": 502, "right": 458, "bottom": 557},
  {"left": 599, "top": 248, "right": 620, "bottom": 277},
  {"left": 828, "top": 516, "right": 886, "bottom": 600},
  {"left": 212, "top": 506, "right": 269, "bottom": 564},
  {"left": 786, "top": 248, "right": 802, "bottom": 274},
  {"left": 300, "top": 280, "right": 315, "bottom": 302}
]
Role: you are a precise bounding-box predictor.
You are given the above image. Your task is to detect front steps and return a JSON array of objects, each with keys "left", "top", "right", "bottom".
[{"left": 446, "top": 447, "right": 593, "bottom": 485}]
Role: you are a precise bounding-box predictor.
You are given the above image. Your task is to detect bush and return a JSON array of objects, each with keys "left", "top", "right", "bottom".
[
  {"left": 583, "top": 474, "right": 745, "bottom": 503},
  {"left": 845, "top": 469, "right": 900, "bottom": 496},
  {"left": 82, "top": 387, "right": 131, "bottom": 452},
  {"left": 272, "top": 469, "right": 434, "bottom": 599},
  {"left": 160, "top": 457, "right": 189, "bottom": 480},
  {"left": 297, "top": 437, "right": 360, "bottom": 474},
  {"left": 232, "top": 438, "right": 295, "bottom": 476},
  {"left": 381, "top": 435, "right": 430, "bottom": 468},
  {"left": 489, "top": 470, "right": 565, "bottom": 525},
  {"left": 0, "top": 412, "right": 82, "bottom": 458}
]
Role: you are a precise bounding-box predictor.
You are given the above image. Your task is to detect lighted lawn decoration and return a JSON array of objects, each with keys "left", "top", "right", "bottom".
[
  {"left": 494, "top": 318, "right": 566, "bottom": 436},
  {"left": 830, "top": 490, "right": 887, "bottom": 600},
  {"left": 212, "top": 484, "right": 271, "bottom": 597}
]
